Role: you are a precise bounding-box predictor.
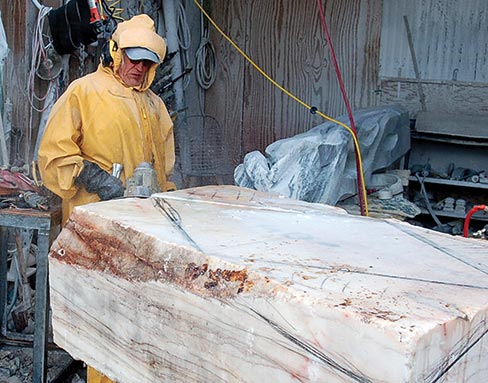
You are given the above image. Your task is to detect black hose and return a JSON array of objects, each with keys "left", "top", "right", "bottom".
[{"left": 415, "top": 173, "right": 443, "bottom": 227}]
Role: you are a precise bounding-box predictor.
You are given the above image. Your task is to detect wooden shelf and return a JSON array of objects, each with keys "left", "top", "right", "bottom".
[
  {"left": 411, "top": 131, "right": 488, "bottom": 147},
  {"left": 409, "top": 177, "right": 488, "bottom": 222},
  {"left": 408, "top": 118, "right": 488, "bottom": 225},
  {"left": 408, "top": 176, "right": 488, "bottom": 190},
  {"left": 418, "top": 207, "right": 488, "bottom": 222}
]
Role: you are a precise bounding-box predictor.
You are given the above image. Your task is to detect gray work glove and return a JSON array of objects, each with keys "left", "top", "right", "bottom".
[{"left": 75, "top": 160, "right": 124, "bottom": 201}]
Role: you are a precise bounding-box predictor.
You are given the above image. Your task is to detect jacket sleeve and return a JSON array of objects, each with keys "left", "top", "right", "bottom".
[
  {"left": 37, "top": 85, "right": 85, "bottom": 200},
  {"left": 164, "top": 123, "right": 176, "bottom": 191},
  {"left": 147, "top": 91, "right": 176, "bottom": 192}
]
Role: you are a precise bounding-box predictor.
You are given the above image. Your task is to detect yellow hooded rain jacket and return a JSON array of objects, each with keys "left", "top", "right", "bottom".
[{"left": 38, "top": 15, "right": 175, "bottom": 224}]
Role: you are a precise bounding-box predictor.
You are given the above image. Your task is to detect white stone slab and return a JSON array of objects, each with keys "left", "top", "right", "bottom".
[{"left": 49, "top": 185, "right": 488, "bottom": 382}]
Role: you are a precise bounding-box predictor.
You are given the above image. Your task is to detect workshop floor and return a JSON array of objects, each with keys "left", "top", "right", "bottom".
[{"left": 0, "top": 347, "right": 86, "bottom": 383}]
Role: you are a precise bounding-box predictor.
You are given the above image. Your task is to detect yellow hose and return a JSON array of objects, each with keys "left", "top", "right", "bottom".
[
  {"left": 192, "top": 0, "right": 369, "bottom": 215},
  {"left": 101, "top": 0, "right": 125, "bottom": 21}
]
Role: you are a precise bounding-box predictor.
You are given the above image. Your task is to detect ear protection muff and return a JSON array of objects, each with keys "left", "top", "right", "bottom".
[{"left": 101, "top": 39, "right": 118, "bottom": 67}]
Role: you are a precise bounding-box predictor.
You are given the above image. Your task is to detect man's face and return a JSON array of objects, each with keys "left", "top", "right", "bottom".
[{"left": 118, "top": 51, "right": 153, "bottom": 87}]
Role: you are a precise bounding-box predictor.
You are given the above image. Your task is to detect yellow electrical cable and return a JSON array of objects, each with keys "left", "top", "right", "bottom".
[
  {"left": 192, "top": 0, "right": 369, "bottom": 215},
  {"left": 103, "top": 0, "right": 125, "bottom": 22}
]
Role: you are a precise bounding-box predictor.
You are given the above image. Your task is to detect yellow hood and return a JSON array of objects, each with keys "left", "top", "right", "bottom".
[{"left": 109, "top": 14, "right": 167, "bottom": 90}]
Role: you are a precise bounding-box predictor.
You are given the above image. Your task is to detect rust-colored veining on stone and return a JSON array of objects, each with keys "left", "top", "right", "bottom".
[
  {"left": 50, "top": 213, "right": 258, "bottom": 298},
  {"left": 184, "top": 263, "right": 209, "bottom": 280},
  {"left": 184, "top": 263, "right": 254, "bottom": 295},
  {"left": 51, "top": 216, "right": 170, "bottom": 282}
]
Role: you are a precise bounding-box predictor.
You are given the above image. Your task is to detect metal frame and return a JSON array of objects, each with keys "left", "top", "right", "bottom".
[{"left": 0, "top": 207, "right": 61, "bottom": 383}]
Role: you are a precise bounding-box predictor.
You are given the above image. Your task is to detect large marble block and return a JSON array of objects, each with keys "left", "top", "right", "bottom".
[{"left": 49, "top": 186, "right": 488, "bottom": 383}]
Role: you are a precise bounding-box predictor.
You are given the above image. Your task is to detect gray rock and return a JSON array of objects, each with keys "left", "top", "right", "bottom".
[
  {"left": 69, "top": 373, "right": 85, "bottom": 383},
  {"left": 235, "top": 105, "right": 410, "bottom": 205},
  {"left": 0, "top": 366, "right": 11, "bottom": 380}
]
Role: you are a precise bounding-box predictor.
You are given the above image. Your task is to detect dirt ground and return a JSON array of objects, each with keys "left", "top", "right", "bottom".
[{"left": 0, "top": 347, "right": 86, "bottom": 383}]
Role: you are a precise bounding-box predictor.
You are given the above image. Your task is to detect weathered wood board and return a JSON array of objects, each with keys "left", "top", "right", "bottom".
[
  {"left": 48, "top": 186, "right": 488, "bottom": 382},
  {"left": 379, "top": 78, "right": 488, "bottom": 118}
]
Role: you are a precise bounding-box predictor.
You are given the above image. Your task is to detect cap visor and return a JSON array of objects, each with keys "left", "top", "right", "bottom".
[{"left": 125, "top": 47, "right": 160, "bottom": 64}]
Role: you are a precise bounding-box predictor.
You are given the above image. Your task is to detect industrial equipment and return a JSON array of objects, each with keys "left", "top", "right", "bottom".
[{"left": 124, "top": 162, "right": 161, "bottom": 198}]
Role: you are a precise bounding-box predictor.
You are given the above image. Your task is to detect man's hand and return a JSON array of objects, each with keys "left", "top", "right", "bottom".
[{"left": 76, "top": 160, "right": 124, "bottom": 200}]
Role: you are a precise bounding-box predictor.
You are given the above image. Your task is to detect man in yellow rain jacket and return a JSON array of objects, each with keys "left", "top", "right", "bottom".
[
  {"left": 38, "top": 14, "right": 175, "bottom": 383},
  {"left": 38, "top": 13, "right": 175, "bottom": 225}
]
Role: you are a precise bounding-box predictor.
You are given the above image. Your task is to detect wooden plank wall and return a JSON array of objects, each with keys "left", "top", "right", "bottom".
[
  {"left": 0, "top": 0, "right": 62, "bottom": 165},
  {"left": 192, "top": 0, "right": 382, "bottom": 183},
  {"left": 1, "top": 1, "right": 30, "bottom": 165},
  {"left": 378, "top": 0, "right": 488, "bottom": 118},
  {"left": 379, "top": 78, "right": 488, "bottom": 118},
  {"left": 2, "top": 0, "right": 383, "bottom": 183},
  {"left": 380, "top": 0, "right": 488, "bottom": 83}
]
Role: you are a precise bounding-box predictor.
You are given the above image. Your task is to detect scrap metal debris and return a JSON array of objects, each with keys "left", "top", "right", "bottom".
[
  {"left": 0, "top": 166, "right": 50, "bottom": 210},
  {"left": 0, "top": 348, "right": 81, "bottom": 383}
]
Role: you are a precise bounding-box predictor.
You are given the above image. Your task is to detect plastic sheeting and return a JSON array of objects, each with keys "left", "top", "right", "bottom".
[
  {"left": 0, "top": 11, "right": 9, "bottom": 111},
  {"left": 0, "top": 12, "right": 7, "bottom": 58},
  {"left": 234, "top": 105, "right": 411, "bottom": 206}
]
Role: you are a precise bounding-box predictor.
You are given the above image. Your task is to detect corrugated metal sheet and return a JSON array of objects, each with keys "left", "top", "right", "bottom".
[{"left": 380, "top": 0, "right": 488, "bottom": 83}]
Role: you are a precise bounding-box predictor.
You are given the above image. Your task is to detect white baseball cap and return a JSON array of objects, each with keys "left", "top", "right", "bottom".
[{"left": 125, "top": 47, "right": 160, "bottom": 64}]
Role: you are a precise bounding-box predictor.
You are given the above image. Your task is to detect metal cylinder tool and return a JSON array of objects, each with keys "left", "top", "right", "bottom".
[
  {"left": 124, "top": 162, "right": 161, "bottom": 198},
  {"left": 112, "top": 163, "right": 123, "bottom": 178}
]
